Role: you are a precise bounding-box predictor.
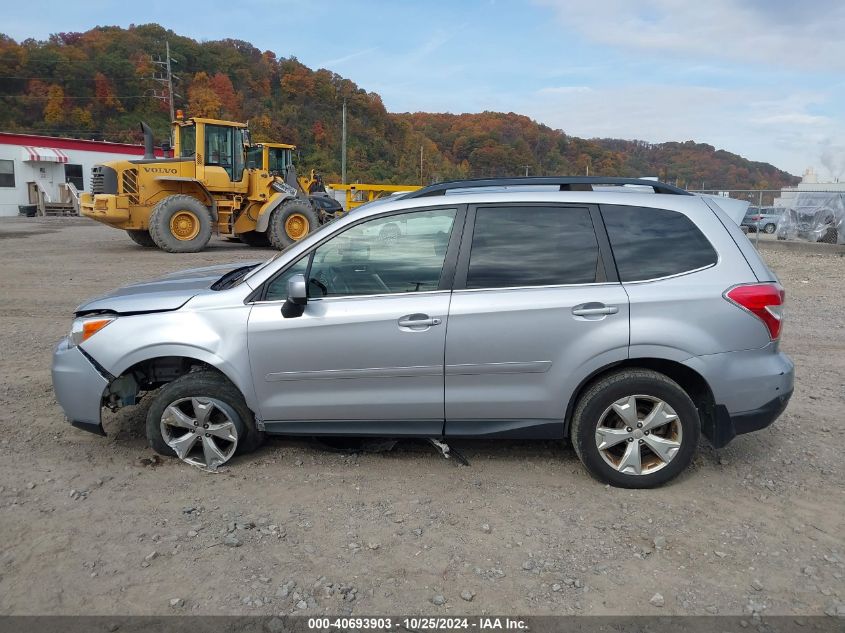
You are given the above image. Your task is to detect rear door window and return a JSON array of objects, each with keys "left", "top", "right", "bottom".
[
  {"left": 465, "top": 206, "right": 599, "bottom": 289},
  {"left": 601, "top": 204, "right": 718, "bottom": 281}
]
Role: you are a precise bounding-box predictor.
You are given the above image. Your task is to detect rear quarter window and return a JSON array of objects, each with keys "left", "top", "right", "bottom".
[{"left": 601, "top": 204, "right": 717, "bottom": 281}]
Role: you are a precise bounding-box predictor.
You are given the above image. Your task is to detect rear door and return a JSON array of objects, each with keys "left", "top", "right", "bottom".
[{"left": 444, "top": 204, "right": 630, "bottom": 437}]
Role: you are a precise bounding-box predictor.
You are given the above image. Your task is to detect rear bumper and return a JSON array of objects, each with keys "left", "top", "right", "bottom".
[
  {"left": 682, "top": 345, "right": 794, "bottom": 448},
  {"left": 51, "top": 338, "right": 109, "bottom": 436},
  {"left": 709, "top": 390, "right": 793, "bottom": 448}
]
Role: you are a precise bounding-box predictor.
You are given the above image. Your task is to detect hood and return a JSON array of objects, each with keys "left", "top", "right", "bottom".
[{"left": 76, "top": 262, "right": 261, "bottom": 315}]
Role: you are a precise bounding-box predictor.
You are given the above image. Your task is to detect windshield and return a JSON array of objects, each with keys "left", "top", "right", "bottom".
[{"left": 268, "top": 148, "right": 290, "bottom": 173}]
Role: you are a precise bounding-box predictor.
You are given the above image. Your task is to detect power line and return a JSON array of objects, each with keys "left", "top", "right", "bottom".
[{"left": 150, "top": 41, "right": 179, "bottom": 121}]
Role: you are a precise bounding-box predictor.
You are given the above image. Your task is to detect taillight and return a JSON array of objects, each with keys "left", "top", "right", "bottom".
[{"left": 724, "top": 283, "right": 785, "bottom": 340}]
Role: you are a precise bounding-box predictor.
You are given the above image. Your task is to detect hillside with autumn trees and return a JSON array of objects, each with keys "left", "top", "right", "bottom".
[{"left": 0, "top": 24, "right": 798, "bottom": 189}]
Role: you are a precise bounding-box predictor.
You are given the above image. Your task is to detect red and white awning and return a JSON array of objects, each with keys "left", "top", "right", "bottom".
[{"left": 21, "top": 146, "right": 69, "bottom": 163}]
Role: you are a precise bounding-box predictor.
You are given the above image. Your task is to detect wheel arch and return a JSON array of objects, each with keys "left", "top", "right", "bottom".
[
  {"left": 255, "top": 192, "right": 297, "bottom": 232},
  {"left": 151, "top": 179, "right": 218, "bottom": 221},
  {"left": 107, "top": 348, "right": 259, "bottom": 414},
  {"left": 564, "top": 357, "right": 716, "bottom": 439}
]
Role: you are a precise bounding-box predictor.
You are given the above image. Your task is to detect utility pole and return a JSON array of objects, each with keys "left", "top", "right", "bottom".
[
  {"left": 341, "top": 99, "right": 347, "bottom": 184},
  {"left": 165, "top": 41, "right": 175, "bottom": 122},
  {"left": 420, "top": 145, "right": 424, "bottom": 184},
  {"left": 151, "top": 41, "right": 179, "bottom": 121}
]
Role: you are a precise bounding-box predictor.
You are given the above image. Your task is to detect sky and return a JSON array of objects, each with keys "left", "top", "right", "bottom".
[{"left": 3, "top": 0, "right": 845, "bottom": 178}]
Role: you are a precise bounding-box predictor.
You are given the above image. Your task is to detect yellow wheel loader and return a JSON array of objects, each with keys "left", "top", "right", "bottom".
[{"left": 80, "top": 118, "right": 321, "bottom": 253}]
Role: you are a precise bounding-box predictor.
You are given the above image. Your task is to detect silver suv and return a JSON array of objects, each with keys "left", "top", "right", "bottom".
[{"left": 52, "top": 178, "right": 794, "bottom": 488}]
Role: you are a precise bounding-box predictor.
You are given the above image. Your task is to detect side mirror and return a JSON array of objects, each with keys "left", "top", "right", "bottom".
[{"left": 281, "top": 274, "right": 307, "bottom": 318}]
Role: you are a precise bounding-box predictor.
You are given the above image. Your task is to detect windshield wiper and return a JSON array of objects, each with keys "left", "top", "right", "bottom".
[{"left": 212, "top": 264, "right": 259, "bottom": 290}]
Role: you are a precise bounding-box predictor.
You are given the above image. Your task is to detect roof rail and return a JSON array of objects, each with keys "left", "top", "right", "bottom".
[{"left": 403, "top": 177, "right": 692, "bottom": 198}]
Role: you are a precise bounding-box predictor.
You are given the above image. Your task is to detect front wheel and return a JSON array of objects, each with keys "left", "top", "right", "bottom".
[
  {"left": 267, "top": 199, "right": 320, "bottom": 250},
  {"left": 763, "top": 223, "right": 776, "bottom": 234},
  {"left": 146, "top": 371, "right": 263, "bottom": 470},
  {"left": 570, "top": 369, "right": 699, "bottom": 488}
]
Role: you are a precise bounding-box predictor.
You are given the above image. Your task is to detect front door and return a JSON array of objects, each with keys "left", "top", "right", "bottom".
[
  {"left": 247, "top": 206, "right": 462, "bottom": 434},
  {"left": 203, "top": 124, "right": 247, "bottom": 191},
  {"left": 444, "top": 204, "right": 630, "bottom": 437}
]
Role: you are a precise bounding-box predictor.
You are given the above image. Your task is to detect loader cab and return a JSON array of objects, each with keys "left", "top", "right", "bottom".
[
  {"left": 247, "top": 143, "right": 295, "bottom": 176},
  {"left": 172, "top": 118, "right": 250, "bottom": 192}
]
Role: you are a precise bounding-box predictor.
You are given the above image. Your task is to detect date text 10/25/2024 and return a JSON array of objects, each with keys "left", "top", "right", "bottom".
[{"left": 307, "top": 617, "right": 528, "bottom": 630}]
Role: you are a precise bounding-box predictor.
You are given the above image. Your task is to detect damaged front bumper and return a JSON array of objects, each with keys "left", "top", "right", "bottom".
[{"left": 51, "top": 337, "right": 109, "bottom": 436}]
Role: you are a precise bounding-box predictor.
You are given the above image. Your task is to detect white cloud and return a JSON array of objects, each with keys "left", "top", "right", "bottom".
[
  {"left": 751, "top": 113, "right": 830, "bottom": 126},
  {"left": 535, "top": 0, "right": 845, "bottom": 70},
  {"left": 317, "top": 48, "right": 378, "bottom": 69},
  {"left": 517, "top": 83, "right": 844, "bottom": 175}
]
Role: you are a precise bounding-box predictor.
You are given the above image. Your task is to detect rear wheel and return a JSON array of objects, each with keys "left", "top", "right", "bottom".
[
  {"left": 149, "top": 194, "right": 213, "bottom": 253},
  {"left": 763, "top": 223, "right": 776, "bottom": 234},
  {"left": 238, "top": 230, "right": 271, "bottom": 247},
  {"left": 146, "top": 371, "right": 263, "bottom": 470},
  {"left": 570, "top": 369, "right": 700, "bottom": 488},
  {"left": 819, "top": 228, "right": 838, "bottom": 244},
  {"left": 126, "top": 229, "right": 156, "bottom": 247},
  {"left": 267, "top": 199, "right": 319, "bottom": 250}
]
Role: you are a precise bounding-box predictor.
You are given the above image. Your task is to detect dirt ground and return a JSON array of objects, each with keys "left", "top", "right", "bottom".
[{"left": 0, "top": 217, "right": 842, "bottom": 617}]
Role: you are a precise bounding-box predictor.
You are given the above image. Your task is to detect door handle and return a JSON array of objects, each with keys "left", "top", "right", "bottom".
[
  {"left": 398, "top": 314, "right": 442, "bottom": 328},
  {"left": 572, "top": 304, "right": 619, "bottom": 316}
]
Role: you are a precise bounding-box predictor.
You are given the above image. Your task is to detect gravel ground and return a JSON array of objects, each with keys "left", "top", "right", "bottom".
[{"left": 0, "top": 217, "right": 842, "bottom": 617}]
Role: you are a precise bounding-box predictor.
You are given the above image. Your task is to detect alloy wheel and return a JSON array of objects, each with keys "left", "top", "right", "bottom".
[
  {"left": 160, "top": 396, "right": 239, "bottom": 470},
  {"left": 594, "top": 395, "right": 683, "bottom": 476}
]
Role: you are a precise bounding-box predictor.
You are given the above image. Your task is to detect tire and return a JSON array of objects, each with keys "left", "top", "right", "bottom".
[
  {"left": 763, "top": 223, "right": 776, "bottom": 234},
  {"left": 238, "top": 230, "right": 271, "bottom": 247},
  {"left": 570, "top": 369, "right": 700, "bottom": 488},
  {"left": 146, "top": 370, "right": 264, "bottom": 469},
  {"left": 148, "top": 194, "right": 213, "bottom": 253},
  {"left": 267, "top": 199, "right": 319, "bottom": 250},
  {"left": 126, "top": 229, "right": 156, "bottom": 247},
  {"left": 818, "top": 229, "right": 838, "bottom": 244}
]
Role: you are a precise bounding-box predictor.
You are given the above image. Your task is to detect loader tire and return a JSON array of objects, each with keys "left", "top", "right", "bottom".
[
  {"left": 267, "top": 199, "right": 319, "bottom": 250},
  {"left": 149, "top": 195, "right": 213, "bottom": 253},
  {"left": 126, "top": 229, "right": 157, "bottom": 247}
]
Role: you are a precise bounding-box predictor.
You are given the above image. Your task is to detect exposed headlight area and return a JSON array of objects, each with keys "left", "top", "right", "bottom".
[{"left": 69, "top": 314, "right": 117, "bottom": 348}]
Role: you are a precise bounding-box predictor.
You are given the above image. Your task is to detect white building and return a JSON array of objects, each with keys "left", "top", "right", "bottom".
[
  {"left": 774, "top": 167, "right": 845, "bottom": 207},
  {"left": 0, "top": 132, "right": 159, "bottom": 217}
]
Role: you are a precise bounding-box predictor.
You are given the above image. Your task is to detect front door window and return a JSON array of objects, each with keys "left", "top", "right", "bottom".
[
  {"left": 264, "top": 208, "right": 457, "bottom": 301},
  {"left": 205, "top": 125, "right": 245, "bottom": 181}
]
